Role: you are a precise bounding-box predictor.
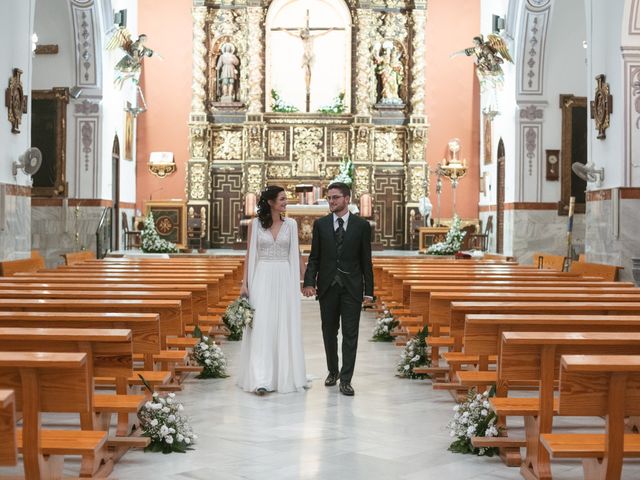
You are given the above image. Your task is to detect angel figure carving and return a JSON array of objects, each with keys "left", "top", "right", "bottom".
[
  {"left": 452, "top": 34, "right": 513, "bottom": 80},
  {"left": 106, "top": 29, "right": 159, "bottom": 88}
]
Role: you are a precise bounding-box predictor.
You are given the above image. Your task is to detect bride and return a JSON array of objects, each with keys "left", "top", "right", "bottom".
[{"left": 237, "top": 185, "right": 308, "bottom": 395}]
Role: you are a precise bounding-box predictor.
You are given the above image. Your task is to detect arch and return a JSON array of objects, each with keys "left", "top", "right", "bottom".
[{"left": 265, "top": 0, "right": 352, "bottom": 113}]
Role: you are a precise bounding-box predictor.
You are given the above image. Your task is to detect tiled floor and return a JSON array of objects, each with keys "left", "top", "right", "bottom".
[{"left": 4, "top": 299, "right": 640, "bottom": 479}]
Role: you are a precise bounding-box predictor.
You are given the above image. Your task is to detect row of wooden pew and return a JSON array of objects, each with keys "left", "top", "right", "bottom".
[
  {"left": 0, "top": 253, "right": 244, "bottom": 479},
  {"left": 374, "top": 254, "right": 639, "bottom": 480}
]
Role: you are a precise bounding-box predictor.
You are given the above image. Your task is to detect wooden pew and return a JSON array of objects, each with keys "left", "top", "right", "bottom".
[
  {"left": 492, "top": 332, "right": 640, "bottom": 478},
  {"left": 458, "top": 314, "right": 640, "bottom": 389},
  {"left": 0, "top": 281, "right": 209, "bottom": 322},
  {"left": 532, "top": 252, "right": 565, "bottom": 271},
  {"left": 569, "top": 261, "right": 623, "bottom": 281},
  {"left": 0, "top": 389, "right": 16, "bottom": 467},
  {"left": 540, "top": 355, "right": 640, "bottom": 480},
  {"left": 0, "top": 256, "right": 45, "bottom": 276},
  {"left": 0, "top": 327, "right": 147, "bottom": 440},
  {"left": 0, "top": 351, "right": 110, "bottom": 478},
  {"left": 62, "top": 250, "right": 96, "bottom": 265}
]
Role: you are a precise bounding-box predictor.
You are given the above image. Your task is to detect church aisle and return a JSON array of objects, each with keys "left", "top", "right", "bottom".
[{"left": 110, "top": 299, "right": 637, "bottom": 480}]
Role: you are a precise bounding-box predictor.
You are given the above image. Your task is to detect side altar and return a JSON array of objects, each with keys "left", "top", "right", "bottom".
[{"left": 186, "top": 0, "right": 429, "bottom": 249}]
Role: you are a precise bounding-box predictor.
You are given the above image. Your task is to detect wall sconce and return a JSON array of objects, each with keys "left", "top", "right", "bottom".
[{"left": 148, "top": 151, "right": 176, "bottom": 178}]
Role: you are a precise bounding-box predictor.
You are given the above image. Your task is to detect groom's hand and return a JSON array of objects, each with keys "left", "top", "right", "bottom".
[{"left": 302, "top": 286, "right": 316, "bottom": 297}]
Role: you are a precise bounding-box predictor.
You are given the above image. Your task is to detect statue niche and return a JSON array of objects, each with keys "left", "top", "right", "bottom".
[{"left": 209, "top": 38, "right": 243, "bottom": 109}]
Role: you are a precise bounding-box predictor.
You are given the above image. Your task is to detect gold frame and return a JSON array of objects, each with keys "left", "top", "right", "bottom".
[
  {"left": 559, "top": 94, "right": 587, "bottom": 215},
  {"left": 144, "top": 200, "right": 188, "bottom": 248},
  {"left": 31, "top": 88, "right": 69, "bottom": 197},
  {"left": 124, "top": 111, "right": 134, "bottom": 160}
]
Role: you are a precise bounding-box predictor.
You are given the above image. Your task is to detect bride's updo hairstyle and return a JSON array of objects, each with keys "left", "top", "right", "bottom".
[{"left": 257, "top": 185, "right": 285, "bottom": 229}]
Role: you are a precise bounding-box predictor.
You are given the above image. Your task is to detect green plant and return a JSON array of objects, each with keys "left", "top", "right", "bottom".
[
  {"left": 271, "top": 89, "right": 299, "bottom": 113},
  {"left": 140, "top": 212, "right": 178, "bottom": 254},
  {"left": 396, "top": 324, "right": 431, "bottom": 378},
  {"left": 317, "top": 92, "right": 346, "bottom": 114}
]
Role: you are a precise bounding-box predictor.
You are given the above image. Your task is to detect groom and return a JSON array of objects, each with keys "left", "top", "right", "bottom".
[{"left": 302, "top": 182, "right": 374, "bottom": 396}]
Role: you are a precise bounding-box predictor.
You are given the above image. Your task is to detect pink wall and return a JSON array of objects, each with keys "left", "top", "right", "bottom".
[
  {"left": 425, "top": 0, "right": 480, "bottom": 221},
  {"left": 136, "top": 0, "right": 192, "bottom": 211},
  {"left": 136, "top": 0, "right": 481, "bottom": 220}
]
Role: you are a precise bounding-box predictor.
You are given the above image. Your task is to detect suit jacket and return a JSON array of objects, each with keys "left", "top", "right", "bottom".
[{"left": 303, "top": 213, "right": 374, "bottom": 301}]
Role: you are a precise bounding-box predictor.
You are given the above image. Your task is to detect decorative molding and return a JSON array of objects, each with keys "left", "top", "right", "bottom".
[
  {"left": 75, "top": 117, "right": 99, "bottom": 197},
  {"left": 410, "top": 9, "right": 426, "bottom": 116},
  {"left": 623, "top": 55, "right": 640, "bottom": 186},
  {"left": 71, "top": 0, "right": 99, "bottom": 88},
  {"left": 355, "top": 9, "right": 376, "bottom": 115},
  {"left": 590, "top": 74, "right": 613, "bottom": 140},
  {"left": 630, "top": 0, "right": 640, "bottom": 35},
  {"left": 34, "top": 44, "right": 59, "bottom": 55},
  {"left": 1, "top": 184, "right": 31, "bottom": 197},
  {"left": 31, "top": 198, "right": 115, "bottom": 207},
  {"left": 586, "top": 188, "right": 640, "bottom": 201},
  {"left": 74, "top": 99, "right": 99, "bottom": 115},
  {"left": 519, "top": 3, "right": 550, "bottom": 96},
  {"left": 4, "top": 68, "right": 28, "bottom": 134},
  {"left": 519, "top": 104, "right": 544, "bottom": 121},
  {"left": 246, "top": 7, "right": 264, "bottom": 113},
  {"left": 191, "top": 6, "right": 207, "bottom": 113},
  {"left": 523, "top": 125, "right": 538, "bottom": 176}
]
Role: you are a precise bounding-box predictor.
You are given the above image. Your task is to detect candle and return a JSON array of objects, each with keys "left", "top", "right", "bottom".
[
  {"left": 360, "top": 193, "right": 372, "bottom": 218},
  {"left": 244, "top": 193, "right": 256, "bottom": 217}
]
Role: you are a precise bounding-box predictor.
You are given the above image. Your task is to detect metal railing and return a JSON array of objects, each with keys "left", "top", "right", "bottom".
[{"left": 96, "top": 207, "right": 112, "bottom": 259}]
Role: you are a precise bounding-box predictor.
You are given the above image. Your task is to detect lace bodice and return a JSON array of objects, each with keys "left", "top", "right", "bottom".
[{"left": 255, "top": 219, "right": 290, "bottom": 261}]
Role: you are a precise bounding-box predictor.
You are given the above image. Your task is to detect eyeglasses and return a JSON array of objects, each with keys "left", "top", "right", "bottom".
[{"left": 326, "top": 195, "right": 345, "bottom": 201}]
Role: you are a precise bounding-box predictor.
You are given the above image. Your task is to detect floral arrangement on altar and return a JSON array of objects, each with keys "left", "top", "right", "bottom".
[
  {"left": 137, "top": 376, "right": 196, "bottom": 453},
  {"left": 271, "top": 89, "right": 299, "bottom": 113},
  {"left": 396, "top": 325, "right": 431, "bottom": 378},
  {"left": 425, "top": 215, "right": 466, "bottom": 255},
  {"left": 447, "top": 387, "right": 500, "bottom": 456},
  {"left": 371, "top": 304, "right": 399, "bottom": 342},
  {"left": 140, "top": 212, "right": 179, "bottom": 254},
  {"left": 222, "top": 296, "right": 255, "bottom": 341},
  {"left": 332, "top": 157, "right": 355, "bottom": 186},
  {"left": 190, "top": 326, "right": 228, "bottom": 379},
  {"left": 317, "top": 92, "right": 346, "bottom": 114}
]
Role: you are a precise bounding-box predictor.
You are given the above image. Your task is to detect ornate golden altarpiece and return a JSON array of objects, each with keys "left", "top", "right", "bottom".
[{"left": 186, "top": 0, "right": 429, "bottom": 248}]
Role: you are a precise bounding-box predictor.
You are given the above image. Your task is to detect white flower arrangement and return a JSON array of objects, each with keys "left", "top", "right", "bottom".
[
  {"left": 371, "top": 304, "right": 399, "bottom": 342},
  {"left": 190, "top": 326, "right": 229, "bottom": 379},
  {"left": 332, "top": 157, "right": 354, "bottom": 186},
  {"left": 137, "top": 376, "right": 196, "bottom": 453},
  {"left": 317, "top": 92, "right": 346, "bottom": 114},
  {"left": 140, "top": 212, "right": 179, "bottom": 254},
  {"left": 396, "top": 325, "right": 431, "bottom": 378},
  {"left": 425, "top": 215, "right": 466, "bottom": 255},
  {"left": 271, "top": 89, "right": 299, "bottom": 113},
  {"left": 447, "top": 387, "right": 500, "bottom": 456},
  {"left": 223, "top": 296, "right": 255, "bottom": 341}
]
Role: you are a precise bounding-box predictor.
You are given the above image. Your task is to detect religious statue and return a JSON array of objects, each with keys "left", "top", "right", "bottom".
[
  {"left": 216, "top": 42, "right": 240, "bottom": 102},
  {"left": 271, "top": 10, "right": 342, "bottom": 112},
  {"left": 451, "top": 34, "right": 512, "bottom": 83},
  {"left": 373, "top": 41, "right": 404, "bottom": 106}
]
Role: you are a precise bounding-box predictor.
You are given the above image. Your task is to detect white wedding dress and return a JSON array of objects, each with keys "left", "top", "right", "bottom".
[{"left": 237, "top": 217, "right": 308, "bottom": 393}]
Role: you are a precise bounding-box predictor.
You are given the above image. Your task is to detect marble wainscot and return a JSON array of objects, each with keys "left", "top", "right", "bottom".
[
  {"left": 31, "top": 200, "right": 111, "bottom": 267},
  {"left": 0, "top": 184, "right": 31, "bottom": 260},
  {"left": 585, "top": 188, "right": 640, "bottom": 282},
  {"left": 479, "top": 204, "right": 585, "bottom": 264}
]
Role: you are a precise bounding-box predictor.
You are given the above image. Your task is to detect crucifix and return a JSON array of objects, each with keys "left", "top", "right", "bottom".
[{"left": 271, "top": 10, "right": 344, "bottom": 112}]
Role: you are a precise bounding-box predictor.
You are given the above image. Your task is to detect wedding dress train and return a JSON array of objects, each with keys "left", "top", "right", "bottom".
[{"left": 237, "top": 217, "right": 308, "bottom": 393}]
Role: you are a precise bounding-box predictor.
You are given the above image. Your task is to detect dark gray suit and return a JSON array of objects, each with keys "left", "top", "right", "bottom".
[{"left": 303, "top": 213, "right": 374, "bottom": 383}]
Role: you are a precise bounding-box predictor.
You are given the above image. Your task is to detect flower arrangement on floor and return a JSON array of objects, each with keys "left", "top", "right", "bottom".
[
  {"left": 396, "top": 324, "right": 431, "bottom": 378},
  {"left": 222, "top": 296, "right": 255, "bottom": 341},
  {"left": 190, "top": 326, "right": 229, "bottom": 379},
  {"left": 447, "top": 387, "right": 500, "bottom": 456},
  {"left": 425, "top": 215, "right": 466, "bottom": 255},
  {"left": 137, "top": 375, "right": 197, "bottom": 453},
  {"left": 332, "top": 156, "right": 355, "bottom": 186},
  {"left": 271, "top": 89, "right": 299, "bottom": 113},
  {"left": 371, "top": 304, "right": 399, "bottom": 342},
  {"left": 140, "top": 212, "right": 179, "bottom": 254},
  {"left": 317, "top": 92, "right": 346, "bottom": 114}
]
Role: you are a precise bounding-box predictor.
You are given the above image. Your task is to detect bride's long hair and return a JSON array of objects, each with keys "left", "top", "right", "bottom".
[{"left": 257, "top": 185, "right": 285, "bottom": 229}]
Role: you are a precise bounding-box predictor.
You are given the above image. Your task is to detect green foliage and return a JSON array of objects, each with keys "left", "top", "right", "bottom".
[
  {"left": 271, "top": 89, "right": 299, "bottom": 113},
  {"left": 447, "top": 387, "right": 500, "bottom": 456},
  {"left": 371, "top": 304, "right": 399, "bottom": 342},
  {"left": 396, "top": 324, "right": 431, "bottom": 378},
  {"left": 140, "top": 212, "right": 178, "bottom": 254},
  {"left": 317, "top": 92, "right": 346, "bottom": 114},
  {"left": 190, "top": 326, "right": 229, "bottom": 379},
  {"left": 425, "top": 215, "right": 466, "bottom": 255}
]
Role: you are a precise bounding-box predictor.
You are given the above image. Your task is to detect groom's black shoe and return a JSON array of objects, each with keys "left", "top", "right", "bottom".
[
  {"left": 339, "top": 382, "right": 355, "bottom": 396},
  {"left": 324, "top": 372, "right": 339, "bottom": 386}
]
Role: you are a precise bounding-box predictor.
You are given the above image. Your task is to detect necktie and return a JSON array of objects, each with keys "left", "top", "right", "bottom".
[{"left": 336, "top": 217, "right": 345, "bottom": 256}]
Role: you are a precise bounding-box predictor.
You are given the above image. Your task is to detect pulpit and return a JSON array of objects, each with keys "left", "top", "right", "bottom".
[{"left": 417, "top": 226, "right": 449, "bottom": 252}]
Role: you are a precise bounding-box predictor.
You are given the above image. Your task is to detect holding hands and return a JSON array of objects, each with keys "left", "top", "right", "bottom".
[{"left": 302, "top": 286, "right": 316, "bottom": 297}]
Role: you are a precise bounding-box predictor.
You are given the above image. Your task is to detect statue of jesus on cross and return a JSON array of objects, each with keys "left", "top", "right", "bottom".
[{"left": 272, "top": 10, "right": 344, "bottom": 112}]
